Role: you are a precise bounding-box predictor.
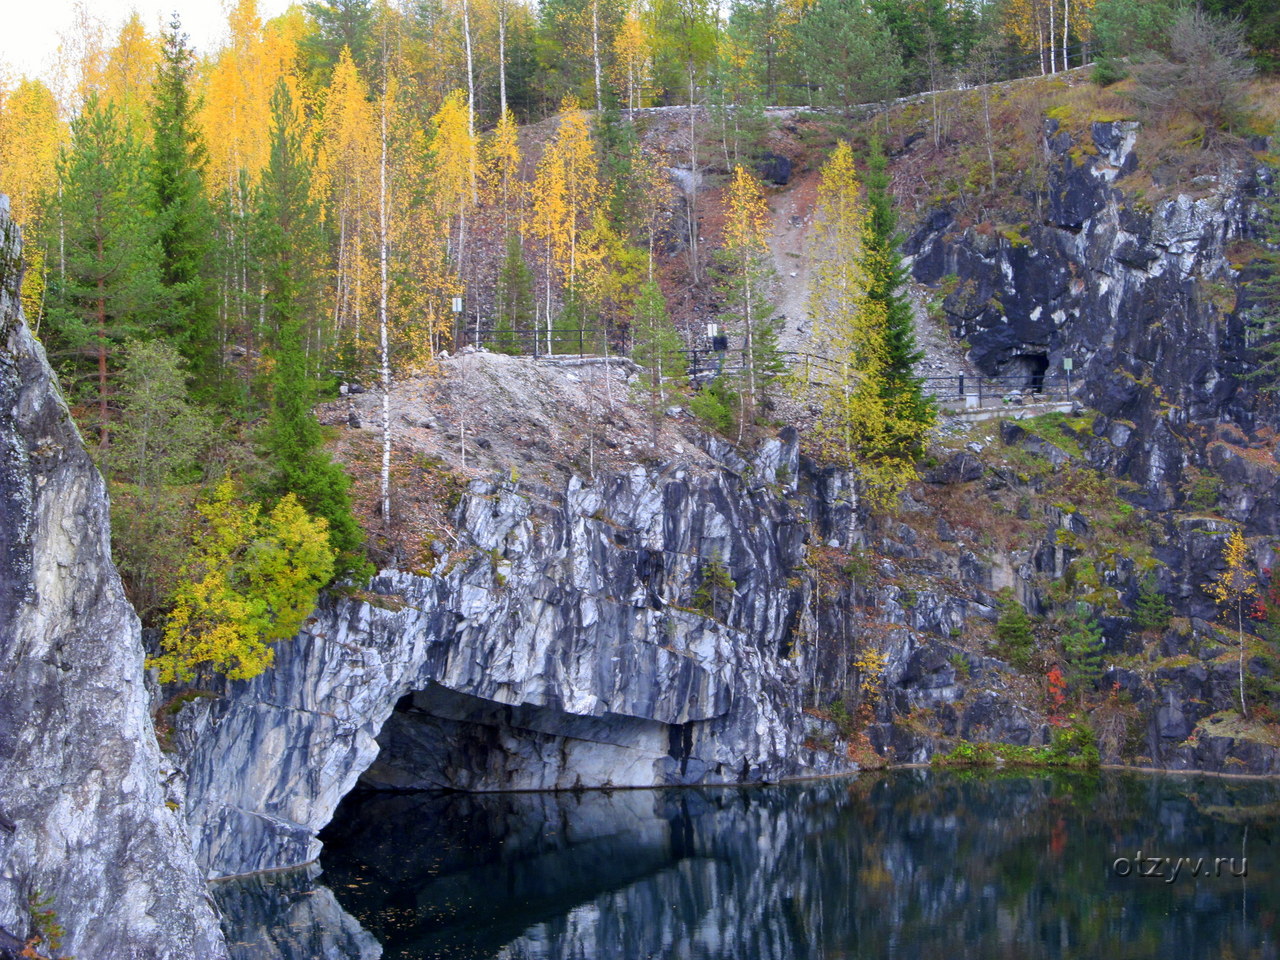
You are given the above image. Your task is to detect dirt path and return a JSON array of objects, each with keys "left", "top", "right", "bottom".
[{"left": 766, "top": 171, "right": 817, "bottom": 355}]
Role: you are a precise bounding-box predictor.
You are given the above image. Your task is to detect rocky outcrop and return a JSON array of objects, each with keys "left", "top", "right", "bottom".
[
  {"left": 907, "top": 120, "right": 1273, "bottom": 512},
  {"left": 0, "top": 197, "right": 227, "bottom": 957},
  {"left": 176, "top": 431, "right": 854, "bottom": 880}
]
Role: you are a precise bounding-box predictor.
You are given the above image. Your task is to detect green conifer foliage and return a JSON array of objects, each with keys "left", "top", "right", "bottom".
[
  {"left": 631, "top": 279, "right": 687, "bottom": 446},
  {"left": 994, "top": 587, "right": 1036, "bottom": 668},
  {"left": 255, "top": 81, "right": 368, "bottom": 580},
  {"left": 151, "top": 15, "right": 220, "bottom": 396},
  {"left": 1062, "top": 607, "right": 1107, "bottom": 691},
  {"left": 493, "top": 233, "right": 535, "bottom": 354},
  {"left": 795, "top": 0, "right": 904, "bottom": 113},
  {"left": 47, "top": 94, "right": 163, "bottom": 437},
  {"left": 553, "top": 286, "right": 604, "bottom": 355},
  {"left": 1134, "top": 574, "right": 1173, "bottom": 631},
  {"left": 864, "top": 137, "right": 934, "bottom": 445}
]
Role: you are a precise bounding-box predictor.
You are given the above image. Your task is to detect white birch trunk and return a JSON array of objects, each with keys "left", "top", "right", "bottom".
[
  {"left": 1048, "top": 0, "right": 1057, "bottom": 73},
  {"left": 1062, "top": 0, "right": 1070, "bottom": 68},
  {"left": 379, "top": 70, "right": 392, "bottom": 530},
  {"left": 498, "top": 1, "right": 508, "bottom": 117},
  {"left": 462, "top": 0, "right": 477, "bottom": 148},
  {"left": 687, "top": 68, "right": 698, "bottom": 283},
  {"left": 592, "top": 0, "right": 603, "bottom": 113}
]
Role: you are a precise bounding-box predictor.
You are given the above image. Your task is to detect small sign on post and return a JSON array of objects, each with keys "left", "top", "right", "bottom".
[
  {"left": 1063, "top": 357, "right": 1073, "bottom": 394},
  {"left": 452, "top": 297, "right": 463, "bottom": 314}
]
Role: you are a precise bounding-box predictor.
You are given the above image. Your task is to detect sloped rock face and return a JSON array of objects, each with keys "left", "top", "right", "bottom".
[
  {"left": 0, "top": 198, "right": 226, "bottom": 957},
  {"left": 177, "top": 431, "right": 855, "bottom": 880},
  {"left": 907, "top": 120, "right": 1272, "bottom": 511}
]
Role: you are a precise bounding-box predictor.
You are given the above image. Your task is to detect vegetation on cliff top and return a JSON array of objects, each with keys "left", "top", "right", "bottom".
[{"left": 1, "top": 0, "right": 1278, "bottom": 698}]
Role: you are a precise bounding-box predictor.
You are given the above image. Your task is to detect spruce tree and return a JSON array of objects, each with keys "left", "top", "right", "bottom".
[
  {"left": 1063, "top": 607, "right": 1107, "bottom": 693},
  {"left": 255, "top": 81, "right": 367, "bottom": 580},
  {"left": 151, "top": 15, "right": 220, "bottom": 396},
  {"left": 493, "top": 233, "right": 535, "bottom": 355},
  {"left": 863, "top": 136, "right": 934, "bottom": 442},
  {"left": 795, "top": 0, "right": 904, "bottom": 113},
  {"left": 994, "top": 587, "right": 1035, "bottom": 668},
  {"left": 46, "top": 94, "right": 163, "bottom": 437},
  {"left": 1134, "top": 574, "right": 1173, "bottom": 632},
  {"left": 553, "top": 287, "right": 603, "bottom": 355},
  {"left": 1243, "top": 173, "right": 1280, "bottom": 392}
]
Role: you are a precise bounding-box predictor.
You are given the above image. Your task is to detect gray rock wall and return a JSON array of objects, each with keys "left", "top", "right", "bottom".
[
  {"left": 0, "top": 197, "right": 226, "bottom": 957},
  {"left": 177, "top": 432, "right": 854, "bottom": 880},
  {"left": 907, "top": 120, "right": 1271, "bottom": 512}
]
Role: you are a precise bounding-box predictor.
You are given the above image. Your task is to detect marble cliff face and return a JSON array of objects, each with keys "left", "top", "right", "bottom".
[
  {"left": 176, "top": 431, "right": 857, "bottom": 879},
  {"left": 0, "top": 196, "right": 226, "bottom": 958},
  {"left": 174, "top": 116, "right": 1280, "bottom": 883}
]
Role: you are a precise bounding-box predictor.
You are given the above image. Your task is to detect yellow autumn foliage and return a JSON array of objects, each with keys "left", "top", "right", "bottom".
[
  {"left": 807, "top": 141, "right": 917, "bottom": 512},
  {"left": 152, "top": 478, "right": 335, "bottom": 683}
]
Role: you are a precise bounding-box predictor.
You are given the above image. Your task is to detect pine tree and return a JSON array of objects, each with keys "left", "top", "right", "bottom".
[
  {"left": 493, "top": 232, "right": 535, "bottom": 354},
  {"left": 151, "top": 15, "right": 220, "bottom": 395},
  {"left": 864, "top": 136, "right": 933, "bottom": 442},
  {"left": 303, "top": 0, "right": 375, "bottom": 80},
  {"left": 255, "top": 80, "right": 368, "bottom": 580},
  {"left": 47, "top": 93, "right": 163, "bottom": 437}
]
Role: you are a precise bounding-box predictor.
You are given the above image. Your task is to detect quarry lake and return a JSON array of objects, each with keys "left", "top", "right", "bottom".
[{"left": 218, "top": 770, "right": 1280, "bottom": 959}]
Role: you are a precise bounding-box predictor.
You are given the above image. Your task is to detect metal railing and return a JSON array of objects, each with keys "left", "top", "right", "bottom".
[{"left": 467, "top": 328, "right": 1074, "bottom": 409}]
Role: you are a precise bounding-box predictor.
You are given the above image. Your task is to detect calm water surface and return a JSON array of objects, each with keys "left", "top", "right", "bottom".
[{"left": 218, "top": 770, "right": 1280, "bottom": 959}]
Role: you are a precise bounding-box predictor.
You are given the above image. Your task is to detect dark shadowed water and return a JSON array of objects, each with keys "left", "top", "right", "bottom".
[{"left": 217, "top": 770, "right": 1280, "bottom": 959}]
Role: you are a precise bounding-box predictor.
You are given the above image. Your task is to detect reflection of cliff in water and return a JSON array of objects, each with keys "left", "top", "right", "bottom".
[
  {"left": 211, "top": 865, "right": 382, "bottom": 960},
  {"left": 225, "top": 772, "right": 1280, "bottom": 960}
]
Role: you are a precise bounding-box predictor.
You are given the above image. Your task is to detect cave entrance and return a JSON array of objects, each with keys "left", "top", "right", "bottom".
[
  {"left": 359, "top": 682, "right": 695, "bottom": 792},
  {"left": 1003, "top": 352, "right": 1049, "bottom": 393}
]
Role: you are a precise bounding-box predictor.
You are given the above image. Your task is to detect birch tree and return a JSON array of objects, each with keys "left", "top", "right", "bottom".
[
  {"left": 0, "top": 78, "right": 64, "bottom": 323},
  {"left": 718, "top": 165, "right": 779, "bottom": 439},
  {"left": 806, "top": 142, "right": 917, "bottom": 512},
  {"left": 318, "top": 46, "right": 378, "bottom": 366},
  {"left": 530, "top": 96, "right": 601, "bottom": 346}
]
